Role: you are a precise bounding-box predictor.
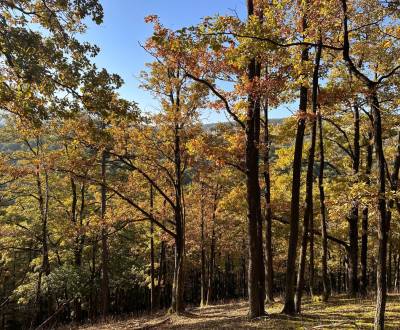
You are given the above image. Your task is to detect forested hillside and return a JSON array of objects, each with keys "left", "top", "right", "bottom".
[{"left": 1, "top": 1, "right": 400, "bottom": 329}]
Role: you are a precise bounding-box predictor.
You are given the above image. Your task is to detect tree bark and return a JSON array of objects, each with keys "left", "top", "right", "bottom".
[
  {"left": 318, "top": 107, "right": 330, "bottom": 302},
  {"left": 309, "top": 211, "right": 315, "bottom": 297},
  {"left": 347, "top": 103, "right": 360, "bottom": 297},
  {"left": 171, "top": 106, "right": 186, "bottom": 313},
  {"left": 370, "top": 92, "right": 388, "bottom": 330},
  {"left": 35, "top": 160, "right": 51, "bottom": 324},
  {"left": 263, "top": 87, "right": 274, "bottom": 303},
  {"left": 361, "top": 131, "right": 372, "bottom": 295},
  {"left": 388, "top": 238, "right": 392, "bottom": 292},
  {"left": 206, "top": 191, "right": 218, "bottom": 305},
  {"left": 294, "top": 38, "right": 321, "bottom": 314},
  {"left": 245, "top": 0, "right": 265, "bottom": 318},
  {"left": 100, "top": 150, "right": 110, "bottom": 318},
  {"left": 282, "top": 8, "right": 309, "bottom": 315},
  {"left": 200, "top": 183, "right": 206, "bottom": 307},
  {"left": 150, "top": 185, "right": 155, "bottom": 312}
]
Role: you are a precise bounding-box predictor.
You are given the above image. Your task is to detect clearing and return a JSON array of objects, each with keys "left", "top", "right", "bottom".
[{"left": 76, "top": 294, "right": 400, "bottom": 329}]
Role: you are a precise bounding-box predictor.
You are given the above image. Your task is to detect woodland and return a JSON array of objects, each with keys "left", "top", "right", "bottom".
[{"left": 1, "top": 0, "right": 400, "bottom": 329}]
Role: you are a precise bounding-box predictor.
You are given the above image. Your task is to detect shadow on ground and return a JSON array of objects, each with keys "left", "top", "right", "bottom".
[{"left": 78, "top": 294, "right": 400, "bottom": 329}]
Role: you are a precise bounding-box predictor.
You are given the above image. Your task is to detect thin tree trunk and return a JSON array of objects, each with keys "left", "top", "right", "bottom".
[
  {"left": 150, "top": 185, "right": 155, "bottom": 312},
  {"left": 70, "top": 177, "right": 84, "bottom": 322},
  {"left": 347, "top": 204, "right": 358, "bottom": 297},
  {"left": 206, "top": 189, "right": 218, "bottom": 305},
  {"left": 361, "top": 206, "right": 368, "bottom": 295},
  {"left": 282, "top": 9, "right": 309, "bottom": 315},
  {"left": 100, "top": 150, "right": 110, "bottom": 318},
  {"left": 318, "top": 108, "right": 330, "bottom": 302},
  {"left": 394, "top": 252, "right": 400, "bottom": 292},
  {"left": 370, "top": 92, "right": 388, "bottom": 330},
  {"left": 347, "top": 103, "right": 360, "bottom": 297},
  {"left": 89, "top": 241, "right": 97, "bottom": 319},
  {"left": 157, "top": 239, "right": 165, "bottom": 307},
  {"left": 388, "top": 238, "right": 392, "bottom": 292},
  {"left": 171, "top": 109, "right": 185, "bottom": 314},
  {"left": 35, "top": 159, "right": 51, "bottom": 324},
  {"left": 361, "top": 132, "right": 372, "bottom": 295},
  {"left": 200, "top": 183, "right": 206, "bottom": 307},
  {"left": 263, "top": 71, "right": 274, "bottom": 303},
  {"left": 309, "top": 212, "right": 315, "bottom": 297},
  {"left": 294, "top": 39, "right": 321, "bottom": 314}
]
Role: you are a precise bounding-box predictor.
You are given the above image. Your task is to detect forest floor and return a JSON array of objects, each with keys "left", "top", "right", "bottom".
[{"left": 75, "top": 293, "right": 400, "bottom": 329}]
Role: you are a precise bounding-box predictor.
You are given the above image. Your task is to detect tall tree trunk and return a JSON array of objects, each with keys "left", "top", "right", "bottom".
[
  {"left": 171, "top": 216, "right": 185, "bottom": 314},
  {"left": 100, "top": 150, "right": 110, "bottom": 318},
  {"left": 200, "top": 183, "right": 206, "bottom": 307},
  {"left": 157, "top": 238, "right": 165, "bottom": 307},
  {"left": 361, "top": 132, "right": 372, "bottom": 295},
  {"left": 318, "top": 107, "right": 330, "bottom": 302},
  {"left": 71, "top": 177, "right": 85, "bottom": 321},
  {"left": 347, "top": 203, "right": 358, "bottom": 297},
  {"left": 361, "top": 206, "right": 368, "bottom": 294},
  {"left": 263, "top": 89, "right": 274, "bottom": 303},
  {"left": 370, "top": 92, "right": 388, "bottom": 330},
  {"left": 386, "top": 131, "right": 400, "bottom": 294},
  {"left": 388, "top": 238, "right": 392, "bottom": 292},
  {"left": 150, "top": 185, "right": 155, "bottom": 312},
  {"left": 171, "top": 114, "right": 186, "bottom": 314},
  {"left": 206, "top": 191, "right": 218, "bottom": 305},
  {"left": 89, "top": 241, "right": 97, "bottom": 319},
  {"left": 245, "top": 0, "right": 265, "bottom": 318},
  {"left": 341, "top": 1, "right": 388, "bottom": 326},
  {"left": 394, "top": 252, "right": 400, "bottom": 292},
  {"left": 294, "top": 39, "right": 321, "bottom": 314},
  {"left": 348, "top": 103, "right": 360, "bottom": 297},
  {"left": 35, "top": 160, "right": 51, "bottom": 324},
  {"left": 309, "top": 213, "right": 315, "bottom": 297},
  {"left": 282, "top": 9, "right": 309, "bottom": 315}
]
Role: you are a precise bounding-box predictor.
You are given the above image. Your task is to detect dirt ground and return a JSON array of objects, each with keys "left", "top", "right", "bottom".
[{"left": 72, "top": 294, "right": 400, "bottom": 329}]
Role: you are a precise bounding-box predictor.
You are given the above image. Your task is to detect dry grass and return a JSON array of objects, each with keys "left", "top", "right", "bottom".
[{"left": 71, "top": 294, "right": 400, "bottom": 329}]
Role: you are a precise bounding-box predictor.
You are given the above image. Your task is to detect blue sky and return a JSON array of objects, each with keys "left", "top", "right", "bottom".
[{"left": 82, "top": 0, "right": 290, "bottom": 122}]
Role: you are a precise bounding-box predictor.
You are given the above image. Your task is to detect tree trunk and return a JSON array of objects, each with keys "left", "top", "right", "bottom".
[
  {"left": 171, "top": 113, "right": 186, "bottom": 314},
  {"left": 200, "top": 184, "right": 206, "bottom": 307},
  {"left": 294, "top": 38, "right": 321, "bottom": 314},
  {"left": 348, "top": 103, "right": 360, "bottom": 297},
  {"left": 207, "top": 193, "right": 217, "bottom": 305},
  {"left": 282, "top": 10, "right": 309, "bottom": 315},
  {"left": 35, "top": 162, "right": 51, "bottom": 324},
  {"left": 361, "top": 206, "right": 368, "bottom": 295},
  {"left": 171, "top": 225, "right": 185, "bottom": 314},
  {"left": 388, "top": 239, "right": 392, "bottom": 292},
  {"left": 347, "top": 205, "right": 358, "bottom": 297},
  {"left": 100, "top": 150, "right": 110, "bottom": 318},
  {"left": 245, "top": 0, "right": 265, "bottom": 318},
  {"left": 394, "top": 252, "right": 400, "bottom": 292},
  {"left": 150, "top": 185, "right": 155, "bottom": 312},
  {"left": 89, "top": 241, "right": 97, "bottom": 320},
  {"left": 157, "top": 239, "right": 165, "bottom": 307},
  {"left": 263, "top": 72, "right": 274, "bottom": 303},
  {"left": 309, "top": 213, "right": 315, "bottom": 297},
  {"left": 361, "top": 132, "right": 372, "bottom": 295},
  {"left": 71, "top": 177, "right": 85, "bottom": 322},
  {"left": 370, "top": 92, "right": 388, "bottom": 330},
  {"left": 318, "top": 109, "right": 330, "bottom": 302}
]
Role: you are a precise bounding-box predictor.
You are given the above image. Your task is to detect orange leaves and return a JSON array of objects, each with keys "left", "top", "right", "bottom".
[
  {"left": 295, "top": 110, "right": 317, "bottom": 122},
  {"left": 144, "top": 15, "right": 159, "bottom": 24}
]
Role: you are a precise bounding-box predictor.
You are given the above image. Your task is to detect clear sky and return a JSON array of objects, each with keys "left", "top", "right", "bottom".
[{"left": 81, "top": 0, "right": 290, "bottom": 122}]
